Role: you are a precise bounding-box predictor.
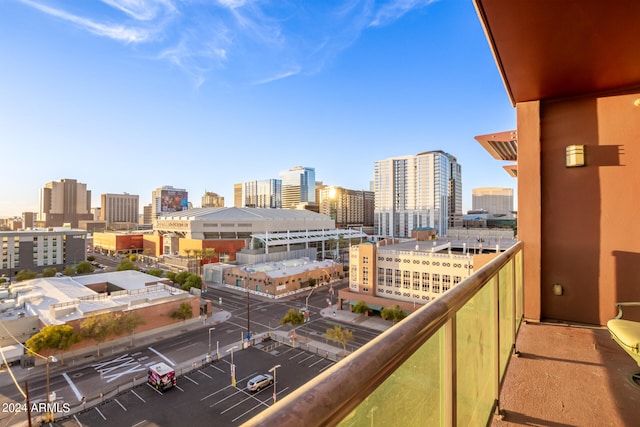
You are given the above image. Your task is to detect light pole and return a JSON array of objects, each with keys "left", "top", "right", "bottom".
[
  {"left": 242, "top": 276, "right": 251, "bottom": 342},
  {"left": 208, "top": 327, "right": 215, "bottom": 358},
  {"left": 226, "top": 346, "right": 238, "bottom": 387},
  {"left": 269, "top": 364, "right": 281, "bottom": 404},
  {"left": 45, "top": 356, "right": 58, "bottom": 421}
]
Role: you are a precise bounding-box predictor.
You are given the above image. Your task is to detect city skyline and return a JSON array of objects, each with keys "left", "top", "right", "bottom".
[{"left": 0, "top": 0, "right": 516, "bottom": 217}]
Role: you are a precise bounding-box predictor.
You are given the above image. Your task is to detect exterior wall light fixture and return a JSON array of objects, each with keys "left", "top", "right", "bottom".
[{"left": 565, "top": 145, "right": 585, "bottom": 167}]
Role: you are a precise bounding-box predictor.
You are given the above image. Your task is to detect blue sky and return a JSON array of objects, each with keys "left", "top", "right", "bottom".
[{"left": 0, "top": 0, "right": 516, "bottom": 217}]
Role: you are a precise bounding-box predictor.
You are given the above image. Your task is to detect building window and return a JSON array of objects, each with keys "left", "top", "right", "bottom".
[
  {"left": 386, "top": 269, "right": 393, "bottom": 286},
  {"left": 412, "top": 272, "right": 420, "bottom": 290},
  {"left": 394, "top": 270, "right": 401, "bottom": 288},
  {"left": 378, "top": 268, "right": 385, "bottom": 285},
  {"left": 432, "top": 274, "right": 440, "bottom": 293},
  {"left": 363, "top": 267, "right": 369, "bottom": 285},
  {"left": 443, "top": 275, "right": 451, "bottom": 292},
  {"left": 402, "top": 271, "right": 410, "bottom": 289},
  {"left": 422, "top": 272, "right": 430, "bottom": 292},
  {"left": 363, "top": 256, "right": 369, "bottom": 264},
  {"left": 453, "top": 276, "right": 462, "bottom": 286}
]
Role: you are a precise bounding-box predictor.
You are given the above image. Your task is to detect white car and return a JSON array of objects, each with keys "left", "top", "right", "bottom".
[{"left": 246, "top": 374, "right": 273, "bottom": 392}]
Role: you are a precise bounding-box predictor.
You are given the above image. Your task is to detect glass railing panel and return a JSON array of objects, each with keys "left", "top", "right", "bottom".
[
  {"left": 515, "top": 249, "right": 523, "bottom": 329},
  {"left": 456, "top": 277, "right": 496, "bottom": 426},
  {"left": 498, "top": 259, "right": 514, "bottom": 379},
  {"left": 338, "top": 328, "right": 444, "bottom": 427}
]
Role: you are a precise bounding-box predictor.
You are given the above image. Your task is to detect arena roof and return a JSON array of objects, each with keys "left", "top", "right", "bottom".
[{"left": 158, "top": 207, "right": 330, "bottom": 221}]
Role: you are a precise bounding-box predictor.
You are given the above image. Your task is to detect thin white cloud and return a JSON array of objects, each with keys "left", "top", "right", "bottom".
[
  {"left": 251, "top": 67, "right": 301, "bottom": 85},
  {"left": 100, "top": 0, "right": 177, "bottom": 21},
  {"left": 18, "top": 0, "right": 152, "bottom": 43},
  {"left": 14, "top": 0, "right": 439, "bottom": 86},
  {"left": 370, "top": 0, "right": 438, "bottom": 27}
]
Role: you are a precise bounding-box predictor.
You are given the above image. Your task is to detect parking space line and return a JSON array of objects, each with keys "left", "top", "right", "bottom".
[
  {"left": 146, "top": 383, "right": 163, "bottom": 395},
  {"left": 115, "top": 398, "right": 127, "bottom": 412},
  {"left": 297, "top": 355, "right": 315, "bottom": 364},
  {"left": 198, "top": 369, "right": 213, "bottom": 379},
  {"left": 183, "top": 375, "right": 199, "bottom": 385},
  {"left": 131, "top": 390, "right": 146, "bottom": 403},
  {"left": 211, "top": 364, "right": 225, "bottom": 373},
  {"left": 95, "top": 407, "right": 106, "bottom": 420},
  {"left": 231, "top": 401, "right": 268, "bottom": 423},
  {"left": 175, "top": 385, "right": 185, "bottom": 392},
  {"left": 288, "top": 352, "right": 305, "bottom": 360},
  {"left": 72, "top": 414, "right": 83, "bottom": 426},
  {"left": 309, "top": 358, "right": 324, "bottom": 367},
  {"left": 319, "top": 362, "right": 334, "bottom": 372}
]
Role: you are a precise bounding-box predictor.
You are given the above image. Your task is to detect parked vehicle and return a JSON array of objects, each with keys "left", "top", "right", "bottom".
[
  {"left": 246, "top": 374, "right": 273, "bottom": 392},
  {"left": 148, "top": 362, "right": 176, "bottom": 391}
]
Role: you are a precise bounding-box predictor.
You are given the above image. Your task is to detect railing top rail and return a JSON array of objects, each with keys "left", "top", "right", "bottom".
[{"left": 243, "top": 241, "right": 523, "bottom": 427}]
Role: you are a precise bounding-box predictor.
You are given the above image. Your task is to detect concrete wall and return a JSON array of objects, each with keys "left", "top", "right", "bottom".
[{"left": 518, "top": 92, "right": 640, "bottom": 325}]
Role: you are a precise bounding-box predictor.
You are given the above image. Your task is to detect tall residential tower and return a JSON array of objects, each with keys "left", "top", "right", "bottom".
[
  {"left": 373, "top": 151, "right": 462, "bottom": 238},
  {"left": 279, "top": 166, "right": 316, "bottom": 209},
  {"left": 38, "top": 178, "right": 93, "bottom": 227}
]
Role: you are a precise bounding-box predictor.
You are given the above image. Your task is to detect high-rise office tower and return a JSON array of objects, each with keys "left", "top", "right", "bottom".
[
  {"left": 472, "top": 187, "right": 514, "bottom": 217},
  {"left": 279, "top": 166, "right": 316, "bottom": 209},
  {"left": 318, "top": 186, "right": 375, "bottom": 231},
  {"left": 100, "top": 193, "right": 139, "bottom": 225},
  {"left": 151, "top": 186, "right": 188, "bottom": 220},
  {"left": 38, "top": 178, "right": 94, "bottom": 227},
  {"left": 374, "top": 151, "right": 462, "bottom": 238},
  {"left": 201, "top": 191, "right": 225, "bottom": 208},
  {"left": 238, "top": 179, "right": 282, "bottom": 208}
]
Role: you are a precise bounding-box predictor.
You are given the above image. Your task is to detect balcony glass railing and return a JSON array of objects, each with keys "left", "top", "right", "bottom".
[{"left": 243, "top": 242, "right": 523, "bottom": 427}]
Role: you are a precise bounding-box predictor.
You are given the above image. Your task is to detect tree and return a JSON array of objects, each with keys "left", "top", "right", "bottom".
[
  {"left": 182, "top": 274, "right": 202, "bottom": 291},
  {"left": 42, "top": 268, "right": 57, "bottom": 277},
  {"left": 192, "top": 249, "right": 202, "bottom": 275},
  {"left": 25, "top": 325, "right": 81, "bottom": 363},
  {"left": 119, "top": 312, "right": 146, "bottom": 346},
  {"left": 182, "top": 248, "right": 193, "bottom": 260},
  {"left": 203, "top": 248, "right": 217, "bottom": 264},
  {"left": 166, "top": 271, "right": 177, "bottom": 283},
  {"left": 307, "top": 277, "right": 317, "bottom": 287},
  {"left": 170, "top": 302, "right": 193, "bottom": 322},
  {"left": 352, "top": 301, "right": 370, "bottom": 315},
  {"left": 146, "top": 268, "right": 164, "bottom": 277},
  {"left": 80, "top": 313, "right": 116, "bottom": 356},
  {"left": 87, "top": 255, "right": 96, "bottom": 262},
  {"left": 381, "top": 305, "right": 408, "bottom": 324},
  {"left": 325, "top": 325, "right": 354, "bottom": 351},
  {"left": 63, "top": 266, "right": 75, "bottom": 276},
  {"left": 117, "top": 260, "right": 139, "bottom": 271},
  {"left": 174, "top": 271, "right": 190, "bottom": 286},
  {"left": 15, "top": 270, "right": 38, "bottom": 281},
  {"left": 280, "top": 308, "right": 304, "bottom": 328},
  {"left": 129, "top": 254, "right": 137, "bottom": 262},
  {"left": 75, "top": 261, "right": 94, "bottom": 274}
]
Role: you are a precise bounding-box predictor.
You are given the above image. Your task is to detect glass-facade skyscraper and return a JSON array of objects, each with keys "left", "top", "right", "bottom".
[
  {"left": 374, "top": 151, "right": 462, "bottom": 238},
  {"left": 279, "top": 166, "right": 316, "bottom": 209},
  {"left": 241, "top": 179, "right": 282, "bottom": 208}
]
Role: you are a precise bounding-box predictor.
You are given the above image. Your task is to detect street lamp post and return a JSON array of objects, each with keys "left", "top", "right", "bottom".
[
  {"left": 242, "top": 276, "right": 251, "bottom": 342},
  {"left": 208, "top": 327, "right": 215, "bottom": 358},
  {"left": 226, "top": 346, "right": 238, "bottom": 387},
  {"left": 45, "top": 356, "right": 58, "bottom": 421},
  {"left": 268, "top": 364, "right": 281, "bottom": 404}
]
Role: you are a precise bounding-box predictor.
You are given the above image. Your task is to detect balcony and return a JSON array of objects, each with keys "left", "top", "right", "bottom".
[{"left": 243, "top": 242, "right": 640, "bottom": 426}]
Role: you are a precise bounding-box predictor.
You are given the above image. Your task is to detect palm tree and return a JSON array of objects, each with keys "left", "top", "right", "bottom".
[{"left": 193, "top": 249, "right": 202, "bottom": 275}]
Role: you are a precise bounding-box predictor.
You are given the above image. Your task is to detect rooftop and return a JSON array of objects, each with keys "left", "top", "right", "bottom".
[
  {"left": 157, "top": 206, "right": 331, "bottom": 222},
  {"left": 240, "top": 258, "right": 338, "bottom": 279}
]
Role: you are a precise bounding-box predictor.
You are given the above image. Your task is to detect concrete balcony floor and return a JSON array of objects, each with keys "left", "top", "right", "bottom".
[{"left": 492, "top": 321, "right": 640, "bottom": 427}]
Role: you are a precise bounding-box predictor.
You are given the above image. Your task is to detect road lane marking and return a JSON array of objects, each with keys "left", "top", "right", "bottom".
[
  {"left": 148, "top": 347, "right": 176, "bottom": 366},
  {"left": 131, "top": 390, "right": 146, "bottom": 403},
  {"left": 62, "top": 372, "right": 84, "bottom": 401}
]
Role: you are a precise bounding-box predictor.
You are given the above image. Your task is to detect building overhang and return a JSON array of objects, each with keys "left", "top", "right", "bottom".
[{"left": 474, "top": 0, "right": 640, "bottom": 105}]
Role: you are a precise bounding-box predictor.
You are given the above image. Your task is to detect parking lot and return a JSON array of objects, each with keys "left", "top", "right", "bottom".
[{"left": 52, "top": 344, "right": 336, "bottom": 426}]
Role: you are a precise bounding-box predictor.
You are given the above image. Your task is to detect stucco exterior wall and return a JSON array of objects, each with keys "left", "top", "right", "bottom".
[{"left": 518, "top": 92, "right": 640, "bottom": 325}]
